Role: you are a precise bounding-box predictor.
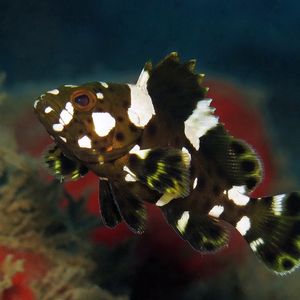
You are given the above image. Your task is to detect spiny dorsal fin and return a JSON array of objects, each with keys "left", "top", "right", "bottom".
[{"left": 147, "top": 52, "right": 207, "bottom": 122}]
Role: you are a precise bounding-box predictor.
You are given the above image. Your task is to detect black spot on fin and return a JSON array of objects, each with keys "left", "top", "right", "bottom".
[
  {"left": 99, "top": 178, "right": 122, "bottom": 228},
  {"left": 127, "top": 148, "right": 191, "bottom": 200},
  {"left": 110, "top": 182, "right": 147, "bottom": 234},
  {"left": 147, "top": 52, "right": 207, "bottom": 122},
  {"left": 201, "top": 124, "right": 262, "bottom": 192},
  {"left": 244, "top": 192, "right": 300, "bottom": 274},
  {"left": 44, "top": 144, "right": 88, "bottom": 181},
  {"left": 162, "top": 204, "right": 229, "bottom": 252}
]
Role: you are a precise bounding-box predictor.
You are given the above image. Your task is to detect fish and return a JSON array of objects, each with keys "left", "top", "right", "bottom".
[{"left": 34, "top": 52, "right": 300, "bottom": 275}]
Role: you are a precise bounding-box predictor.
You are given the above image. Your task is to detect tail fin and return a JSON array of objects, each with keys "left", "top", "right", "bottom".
[{"left": 243, "top": 192, "right": 300, "bottom": 274}]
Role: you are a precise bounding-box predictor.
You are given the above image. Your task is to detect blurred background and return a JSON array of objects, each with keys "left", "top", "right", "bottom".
[{"left": 0, "top": 0, "right": 300, "bottom": 299}]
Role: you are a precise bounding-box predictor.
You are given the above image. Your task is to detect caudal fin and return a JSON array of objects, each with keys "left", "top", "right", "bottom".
[{"left": 243, "top": 192, "right": 300, "bottom": 274}]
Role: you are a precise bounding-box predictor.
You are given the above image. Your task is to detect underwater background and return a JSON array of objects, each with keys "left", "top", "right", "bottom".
[{"left": 0, "top": 0, "right": 300, "bottom": 299}]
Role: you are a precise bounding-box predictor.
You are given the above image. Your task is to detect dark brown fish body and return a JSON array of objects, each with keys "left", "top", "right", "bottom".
[{"left": 34, "top": 53, "right": 300, "bottom": 274}]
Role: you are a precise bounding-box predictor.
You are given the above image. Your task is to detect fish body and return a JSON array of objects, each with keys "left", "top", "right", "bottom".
[{"left": 34, "top": 53, "right": 300, "bottom": 274}]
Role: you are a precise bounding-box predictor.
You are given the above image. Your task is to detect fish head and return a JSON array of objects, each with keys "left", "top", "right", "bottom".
[{"left": 34, "top": 82, "right": 143, "bottom": 164}]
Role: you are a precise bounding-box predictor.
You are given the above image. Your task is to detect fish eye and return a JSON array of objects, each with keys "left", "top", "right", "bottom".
[{"left": 71, "top": 89, "right": 97, "bottom": 111}]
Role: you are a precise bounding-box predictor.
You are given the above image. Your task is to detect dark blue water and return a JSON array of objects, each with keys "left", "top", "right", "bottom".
[{"left": 1, "top": 1, "right": 300, "bottom": 298}]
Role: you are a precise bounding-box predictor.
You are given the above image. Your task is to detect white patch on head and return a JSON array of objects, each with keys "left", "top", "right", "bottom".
[
  {"left": 127, "top": 83, "right": 155, "bottom": 127},
  {"left": 184, "top": 99, "right": 218, "bottom": 150},
  {"left": 271, "top": 194, "right": 285, "bottom": 216},
  {"left": 53, "top": 123, "right": 64, "bottom": 132},
  {"left": 193, "top": 178, "right": 198, "bottom": 189},
  {"left": 100, "top": 82, "right": 109, "bottom": 88},
  {"left": 44, "top": 106, "right": 53, "bottom": 114},
  {"left": 96, "top": 92, "right": 104, "bottom": 99},
  {"left": 59, "top": 102, "right": 74, "bottom": 126},
  {"left": 47, "top": 89, "right": 60, "bottom": 95},
  {"left": 236, "top": 216, "right": 251, "bottom": 236},
  {"left": 60, "top": 109, "right": 72, "bottom": 125},
  {"left": 176, "top": 211, "right": 190, "bottom": 234},
  {"left": 250, "top": 237, "right": 264, "bottom": 252},
  {"left": 34, "top": 99, "right": 39, "bottom": 109},
  {"left": 59, "top": 136, "right": 67, "bottom": 142},
  {"left": 208, "top": 205, "right": 224, "bottom": 218},
  {"left": 78, "top": 135, "right": 92, "bottom": 148},
  {"left": 227, "top": 185, "right": 250, "bottom": 206},
  {"left": 65, "top": 102, "right": 74, "bottom": 114},
  {"left": 92, "top": 112, "right": 116, "bottom": 137},
  {"left": 64, "top": 84, "right": 78, "bottom": 88}
]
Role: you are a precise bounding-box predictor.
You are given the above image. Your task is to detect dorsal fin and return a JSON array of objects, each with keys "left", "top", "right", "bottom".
[
  {"left": 200, "top": 124, "right": 263, "bottom": 193},
  {"left": 147, "top": 52, "right": 207, "bottom": 122}
]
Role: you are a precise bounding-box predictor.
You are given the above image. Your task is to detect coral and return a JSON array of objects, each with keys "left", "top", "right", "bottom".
[{"left": 0, "top": 129, "right": 127, "bottom": 300}]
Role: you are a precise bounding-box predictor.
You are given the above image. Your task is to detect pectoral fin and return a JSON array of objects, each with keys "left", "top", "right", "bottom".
[
  {"left": 44, "top": 144, "right": 88, "bottom": 181},
  {"left": 125, "top": 147, "right": 191, "bottom": 201}
]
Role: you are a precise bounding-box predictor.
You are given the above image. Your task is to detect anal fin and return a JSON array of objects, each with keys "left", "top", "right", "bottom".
[
  {"left": 162, "top": 203, "right": 229, "bottom": 252},
  {"left": 99, "top": 178, "right": 122, "bottom": 228},
  {"left": 111, "top": 182, "right": 147, "bottom": 234}
]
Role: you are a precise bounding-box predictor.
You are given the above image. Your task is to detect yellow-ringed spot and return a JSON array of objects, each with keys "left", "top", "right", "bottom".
[
  {"left": 47, "top": 89, "right": 60, "bottom": 95},
  {"left": 92, "top": 112, "right": 116, "bottom": 137},
  {"left": 184, "top": 99, "right": 218, "bottom": 150},
  {"left": 100, "top": 82, "right": 109, "bottom": 88},
  {"left": 78, "top": 135, "right": 92, "bottom": 149},
  {"left": 53, "top": 123, "right": 64, "bottom": 132},
  {"left": 271, "top": 194, "right": 285, "bottom": 216},
  {"left": 127, "top": 83, "right": 155, "bottom": 127},
  {"left": 208, "top": 205, "right": 224, "bottom": 218},
  {"left": 235, "top": 216, "right": 251, "bottom": 236},
  {"left": 227, "top": 185, "right": 250, "bottom": 206},
  {"left": 44, "top": 106, "right": 53, "bottom": 114},
  {"left": 176, "top": 211, "right": 190, "bottom": 234},
  {"left": 250, "top": 238, "right": 264, "bottom": 252}
]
